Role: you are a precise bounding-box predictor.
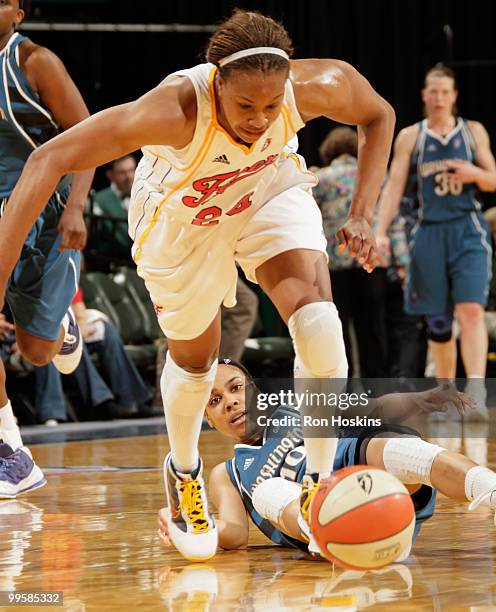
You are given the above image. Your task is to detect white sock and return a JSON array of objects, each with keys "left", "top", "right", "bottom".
[
  {"left": 294, "top": 355, "right": 338, "bottom": 476},
  {"left": 0, "top": 401, "right": 23, "bottom": 449},
  {"left": 465, "top": 466, "right": 496, "bottom": 508},
  {"left": 161, "top": 353, "right": 217, "bottom": 474}
]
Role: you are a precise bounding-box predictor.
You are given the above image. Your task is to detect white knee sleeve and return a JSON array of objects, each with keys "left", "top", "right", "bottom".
[
  {"left": 160, "top": 353, "right": 217, "bottom": 417},
  {"left": 252, "top": 477, "right": 301, "bottom": 524},
  {"left": 382, "top": 437, "right": 446, "bottom": 486},
  {"left": 289, "top": 302, "right": 348, "bottom": 378}
]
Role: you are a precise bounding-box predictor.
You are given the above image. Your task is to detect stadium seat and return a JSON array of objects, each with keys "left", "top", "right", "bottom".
[
  {"left": 112, "top": 267, "right": 163, "bottom": 341},
  {"left": 79, "top": 272, "right": 157, "bottom": 369}
]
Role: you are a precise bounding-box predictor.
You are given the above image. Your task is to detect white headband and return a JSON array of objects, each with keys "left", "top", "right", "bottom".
[{"left": 218, "top": 47, "right": 289, "bottom": 68}]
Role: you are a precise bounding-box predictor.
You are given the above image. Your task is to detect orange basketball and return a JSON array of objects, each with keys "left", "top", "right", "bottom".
[{"left": 310, "top": 465, "right": 415, "bottom": 570}]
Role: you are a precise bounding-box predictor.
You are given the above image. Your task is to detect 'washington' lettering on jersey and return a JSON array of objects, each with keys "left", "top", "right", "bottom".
[
  {"left": 130, "top": 63, "right": 312, "bottom": 261},
  {"left": 407, "top": 118, "right": 480, "bottom": 223},
  {"left": 225, "top": 405, "right": 308, "bottom": 550},
  {"left": 0, "top": 33, "right": 61, "bottom": 198}
]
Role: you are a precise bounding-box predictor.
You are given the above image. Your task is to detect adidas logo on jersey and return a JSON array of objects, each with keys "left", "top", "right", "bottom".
[
  {"left": 212, "top": 154, "right": 230, "bottom": 164},
  {"left": 427, "top": 143, "right": 437, "bottom": 152},
  {"left": 243, "top": 457, "right": 255, "bottom": 471}
]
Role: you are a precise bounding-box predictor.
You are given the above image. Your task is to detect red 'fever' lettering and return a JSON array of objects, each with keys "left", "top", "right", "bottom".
[{"left": 182, "top": 154, "right": 277, "bottom": 208}]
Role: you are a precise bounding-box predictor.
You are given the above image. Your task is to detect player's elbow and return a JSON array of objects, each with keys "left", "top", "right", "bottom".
[
  {"left": 27, "top": 144, "right": 68, "bottom": 179},
  {"left": 218, "top": 526, "right": 249, "bottom": 550},
  {"left": 219, "top": 535, "right": 248, "bottom": 551},
  {"left": 380, "top": 99, "right": 396, "bottom": 134},
  {"left": 478, "top": 176, "right": 496, "bottom": 192}
]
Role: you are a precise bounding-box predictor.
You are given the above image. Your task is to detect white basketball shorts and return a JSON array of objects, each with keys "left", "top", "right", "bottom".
[{"left": 132, "top": 185, "right": 327, "bottom": 340}]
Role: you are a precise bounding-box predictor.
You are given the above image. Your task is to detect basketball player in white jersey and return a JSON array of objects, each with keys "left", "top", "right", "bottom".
[{"left": 0, "top": 9, "right": 395, "bottom": 561}]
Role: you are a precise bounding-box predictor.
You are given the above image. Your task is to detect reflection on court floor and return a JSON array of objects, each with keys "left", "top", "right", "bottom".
[{"left": 0, "top": 431, "right": 495, "bottom": 610}]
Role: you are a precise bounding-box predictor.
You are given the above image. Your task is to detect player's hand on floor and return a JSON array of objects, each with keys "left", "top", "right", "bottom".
[
  {"left": 336, "top": 216, "right": 381, "bottom": 273},
  {"left": 158, "top": 507, "right": 171, "bottom": 546},
  {"left": 421, "top": 383, "right": 475, "bottom": 417}
]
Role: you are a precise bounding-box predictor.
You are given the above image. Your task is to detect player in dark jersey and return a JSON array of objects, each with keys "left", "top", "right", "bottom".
[
  {"left": 158, "top": 359, "right": 496, "bottom": 557},
  {"left": 376, "top": 66, "right": 496, "bottom": 420},
  {"left": 0, "top": 1, "right": 93, "bottom": 497}
]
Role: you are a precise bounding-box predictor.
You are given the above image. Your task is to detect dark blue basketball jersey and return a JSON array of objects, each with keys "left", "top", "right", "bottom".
[
  {"left": 225, "top": 406, "right": 308, "bottom": 550},
  {"left": 0, "top": 33, "right": 60, "bottom": 197},
  {"left": 407, "top": 118, "right": 480, "bottom": 223}
]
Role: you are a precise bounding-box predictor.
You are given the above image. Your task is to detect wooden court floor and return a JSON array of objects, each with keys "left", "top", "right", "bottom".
[{"left": 1, "top": 427, "right": 496, "bottom": 611}]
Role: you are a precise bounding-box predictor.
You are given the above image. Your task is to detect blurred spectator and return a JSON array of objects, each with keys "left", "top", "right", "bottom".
[
  {"left": 0, "top": 313, "right": 15, "bottom": 363},
  {"left": 220, "top": 277, "right": 258, "bottom": 361},
  {"left": 92, "top": 155, "right": 136, "bottom": 259},
  {"left": 71, "top": 288, "right": 152, "bottom": 419},
  {"left": 384, "top": 198, "right": 427, "bottom": 380},
  {"left": 314, "top": 127, "right": 408, "bottom": 381},
  {"left": 34, "top": 364, "right": 67, "bottom": 426}
]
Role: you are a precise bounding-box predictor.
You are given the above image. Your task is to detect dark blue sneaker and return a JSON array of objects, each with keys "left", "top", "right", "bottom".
[
  {"left": 52, "top": 307, "right": 83, "bottom": 375},
  {"left": 0, "top": 444, "right": 46, "bottom": 498}
]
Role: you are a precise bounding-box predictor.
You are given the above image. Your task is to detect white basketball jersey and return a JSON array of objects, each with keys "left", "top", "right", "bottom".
[{"left": 130, "top": 63, "right": 311, "bottom": 260}]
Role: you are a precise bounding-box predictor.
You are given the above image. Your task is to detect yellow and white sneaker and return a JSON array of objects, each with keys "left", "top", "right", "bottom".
[{"left": 163, "top": 452, "right": 217, "bottom": 562}]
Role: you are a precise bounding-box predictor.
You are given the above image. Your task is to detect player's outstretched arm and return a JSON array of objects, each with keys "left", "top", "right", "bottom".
[
  {"left": 292, "top": 59, "right": 396, "bottom": 272},
  {"left": 371, "top": 384, "right": 474, "bottom": 422},
  {"left": 0, "top": 78, "right": 195, "bottom": 309}
]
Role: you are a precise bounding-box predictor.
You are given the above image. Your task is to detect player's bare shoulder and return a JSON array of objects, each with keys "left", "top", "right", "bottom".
[
  {"left": 209, "top": 461, "right": 230, "bottom": 487},
  {"left": 17, "top": 40, "right": 59, "bottom": 91},
  {"left": 289, "top": 58, "right": 351, "bottom": 122},
  {"left": 138, "top": 75, "right": 197, "bottom": 149},
  {"left": 290, "top": 58, "right": 350, "bottom": 88},
  {"left": 467, "top": 119, "right": 490, "bottom": 143}
]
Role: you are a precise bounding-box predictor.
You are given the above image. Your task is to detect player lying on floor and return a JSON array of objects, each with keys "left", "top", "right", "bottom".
[{"left": 158, "top": 359, "right": 496, "bottom": 557}]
